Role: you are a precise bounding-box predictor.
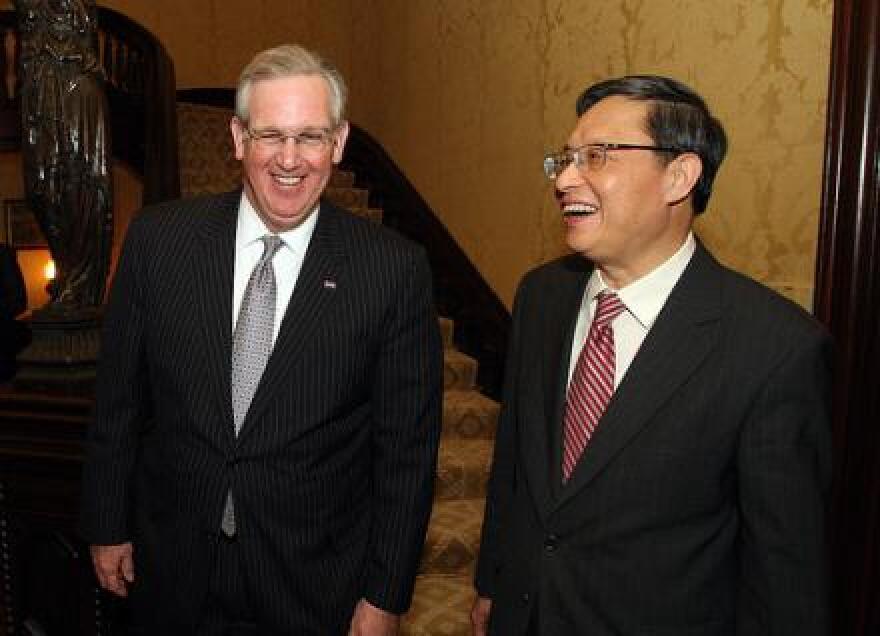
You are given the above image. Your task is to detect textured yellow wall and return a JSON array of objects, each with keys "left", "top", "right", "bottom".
[
  {"left": 1, "top": 1, "right": 833, "bottom": 309},
  {"left": 359, "top": 0, "right": 833, "bottom": 308},
  {"left": 96, "top": 0, "right": 383, "bottom": 128}
]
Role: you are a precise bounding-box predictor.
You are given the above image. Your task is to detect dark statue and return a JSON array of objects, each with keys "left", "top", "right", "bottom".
[{"left": 16, "top": 0, "right": 112, "bottom": 312}]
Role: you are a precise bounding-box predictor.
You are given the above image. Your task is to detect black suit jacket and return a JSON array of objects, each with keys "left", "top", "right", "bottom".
[
  {"left": 0, "top": 243, "right": 26, "bottom": 320},
  {"left": 475, "top": 244, "right": 831, "bottom": 635},
  {"left": 79, "top": 192, "right": 443, "bottom": 634}
]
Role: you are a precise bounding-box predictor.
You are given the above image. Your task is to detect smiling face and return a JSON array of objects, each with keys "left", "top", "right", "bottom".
[
  {"left": 555, "top": 96, "right": 695, "bottom": 288},
  {"left": 231, "top": 75, "right": 349, "bottom": 232}
]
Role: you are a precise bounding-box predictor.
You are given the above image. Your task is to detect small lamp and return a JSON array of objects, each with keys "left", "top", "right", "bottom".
[{"left": 44, "top": 258, "right": 57, "bottom": 297}]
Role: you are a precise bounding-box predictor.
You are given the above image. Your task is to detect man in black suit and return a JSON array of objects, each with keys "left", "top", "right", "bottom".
[
  {"left": 0, "top": 243, "right": 28, "bottom": 380},
  {"left": 80, "top": 44, "right": 443, "bottom": 635},
  {"left": 472, "top": 76, "right": 831, "bottom": 635}
]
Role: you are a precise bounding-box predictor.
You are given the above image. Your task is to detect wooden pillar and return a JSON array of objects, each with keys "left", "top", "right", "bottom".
[{"left": 814, "top": 0, "right": 880, "bottom": 634}]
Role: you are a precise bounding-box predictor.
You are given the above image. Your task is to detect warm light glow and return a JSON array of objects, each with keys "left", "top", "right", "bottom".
[{"left": 44, "top": 259, "right": 56, "bottom": 280}]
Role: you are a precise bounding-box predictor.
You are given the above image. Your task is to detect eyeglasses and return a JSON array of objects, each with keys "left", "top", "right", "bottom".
[
  {"left": 543, "top": 142, "right": 679, "bottom": 179},
  {"left": 245, "top": 126, "right": 338, "bottom": 154}
]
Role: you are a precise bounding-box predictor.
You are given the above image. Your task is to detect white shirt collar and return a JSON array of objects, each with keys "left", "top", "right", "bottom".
[
  {"left": 235, "top": 194, "right": 320, "bottom": 255},
  {"left": 585, "top": 232, "right": 696, "bottom": 329}
]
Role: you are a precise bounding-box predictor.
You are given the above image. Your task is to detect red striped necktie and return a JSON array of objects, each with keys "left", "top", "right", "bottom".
[{"left": 562, "top": 291, "right": 626, "bottom": 482}]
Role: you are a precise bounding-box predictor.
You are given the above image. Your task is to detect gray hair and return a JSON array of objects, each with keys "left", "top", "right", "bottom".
[{"left": 235, "top": 44, "right": 348, "bottom": 127}]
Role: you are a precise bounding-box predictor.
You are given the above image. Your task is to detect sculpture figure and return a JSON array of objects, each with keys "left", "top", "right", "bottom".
[{"left": 16, "top": 0, "right": 112, "bottom": 312}]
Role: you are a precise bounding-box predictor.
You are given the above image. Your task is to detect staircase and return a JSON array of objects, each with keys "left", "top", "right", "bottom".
[
  {"left": 401, "top": 317, "right": 498, "bottom": 635},
  {"left": 177, "top": 102, "right": 500, "bottom": 635}
]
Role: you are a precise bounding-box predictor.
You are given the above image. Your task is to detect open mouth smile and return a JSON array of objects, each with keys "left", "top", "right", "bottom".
[{"left": 562, "top": 202, "right": 599, "bottom": 218}]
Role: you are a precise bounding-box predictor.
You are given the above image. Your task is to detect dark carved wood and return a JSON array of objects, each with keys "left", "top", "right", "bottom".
[
  {"left": 0, "top": 10, "right": 177, "bottom": 634},
  {"left": 0, "top": 13, "right": 21, "bottom": 148},
  {"left": 815, "top": 0, "right": 880, "bottom": 634},
  {"left": 0, "top": 7, "right": 180, "bottom": 204},
  {"left": 0, "top": 389, "right": 127, "bottom": 636},
  {"left": 96, "top": 8, "right": 179, "bottom": 204},
  {"left": 178, "top": 88, "right": 511, "bottom": 398},
  {"left": 16, "top": 0, "right": 114, "bottom": 311}
]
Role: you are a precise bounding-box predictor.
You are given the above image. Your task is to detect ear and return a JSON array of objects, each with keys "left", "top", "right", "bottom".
[
  {"left": 230, "top": 116, "right": 247, "bottom": 161},
  {"left": 664, "top": 152, "right": 702, "bottom": 206},
  {"left": 332, "top": 120, "right": 350, "bottom": 164}
]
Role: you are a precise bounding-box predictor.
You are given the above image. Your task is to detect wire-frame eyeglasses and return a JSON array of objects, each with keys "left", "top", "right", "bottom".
[
  {"left": 543, "top": 142, "right": 679, "bottom": 180},
  {"left": 245, "top": 127, "right": 338, "bottom": 155}
]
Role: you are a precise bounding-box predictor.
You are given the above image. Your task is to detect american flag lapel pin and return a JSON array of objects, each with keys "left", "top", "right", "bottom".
[{"left": 323, "top": 279, "right": 337, "bottom": 290}]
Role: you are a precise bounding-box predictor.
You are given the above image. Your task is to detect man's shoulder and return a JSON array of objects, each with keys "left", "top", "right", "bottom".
[
  {"left": 519, "top": 252, "right": 590, "bottom": 293},
  {"left": 324, "top": 202, "right": 424, "bottom": 259},
  {"left": 133, "top": 191, "right": 238, "bottom": 228},
  {"left": 707, "top": 251, "right": 827, "bottom": 342}
]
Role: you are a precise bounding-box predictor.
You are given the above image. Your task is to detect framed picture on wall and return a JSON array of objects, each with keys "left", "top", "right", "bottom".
[{"left": 4, "top": 199, "right": 47, "bottom": 249}]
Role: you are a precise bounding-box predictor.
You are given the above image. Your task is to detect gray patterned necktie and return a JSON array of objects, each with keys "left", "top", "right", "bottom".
[
  {"left": 231, "top": 234, "right": 283, "bottom": 432},
  {"left": 222, "top": 234, "right": 283, "bottom": 535}
]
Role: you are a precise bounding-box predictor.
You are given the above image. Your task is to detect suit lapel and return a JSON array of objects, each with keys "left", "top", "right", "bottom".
[
  {"left": 521, "top": 256, "right": 592, "bottom": 517},
  {"left": 554, "top": 244, "right": 722, "bottom": 510},
  {"left": 237, "top": 201, "right": 345, "bottom": 438},
  {"left": 192, "top": 192, "right": 240, "bottom": 439},
  {"left": 538, "top": 257, "right": 592, "bottom": 506}
]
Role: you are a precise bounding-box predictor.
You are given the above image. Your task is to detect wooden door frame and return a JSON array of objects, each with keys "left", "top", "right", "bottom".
[{"left": 815, "top": 0, "right": 880, "bottom": 633}]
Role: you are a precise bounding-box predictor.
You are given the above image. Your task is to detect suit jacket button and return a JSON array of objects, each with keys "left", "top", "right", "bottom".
[{"left": 543, "top": 535, "right": 558, "bottom": 553}]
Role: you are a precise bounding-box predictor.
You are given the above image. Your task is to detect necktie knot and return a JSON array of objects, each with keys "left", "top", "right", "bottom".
[
  {"left": 592, "top": 291, "right": 625, "bottom": 331},
  {"left": 259, "top": 234, "right": 283, "bottom": 263}
]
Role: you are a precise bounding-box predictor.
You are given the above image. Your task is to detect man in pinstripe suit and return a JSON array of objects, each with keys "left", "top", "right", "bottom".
[{"left": 80, "top": 44, "right": 443, "bottom": 635}]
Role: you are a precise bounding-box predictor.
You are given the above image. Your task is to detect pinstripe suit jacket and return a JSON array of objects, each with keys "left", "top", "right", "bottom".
[
  {"left": 79, "top": 191, "right": 443, "bottom": 634},
  {"left": 475, "top": 243, "right": 831, "bottom": 635}
]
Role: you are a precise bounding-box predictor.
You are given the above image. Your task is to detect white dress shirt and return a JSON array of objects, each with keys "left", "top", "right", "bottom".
[
  {"left": 232, "top": 195, "right": 319, "bottom": 344},
  {"left": 567, "top": 232, "right": 697, "bottom": 389}
]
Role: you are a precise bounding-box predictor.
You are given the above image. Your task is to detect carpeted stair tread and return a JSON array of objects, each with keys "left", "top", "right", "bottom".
[
  {"left": 442, "top": 390, "right": 498, "bottom": 439},
  {"left": 420, "top": 499, "right": 484, "bottom": 576},
  {"left": 439, "top": 318, "right": 454, "bottom": 348},
  {"left": 330, "top": 170, "right": 356, "bottom": 187},
  {"left": 444, "top": 350, "right": 478, "bottom": 391},
  {"left": 325, "top": 185, "right": 369, "bottom": 208},
  {"left": 345, "top": 206, "right": 383, "bottom": 223},
  {"left": 434, "top": 439, "right": 492, "bottom": 501},
  {"left": 401, "top": 574, "right": 475, "bottom": 636},
  {"left": 177, "top": 102, "right": 241, "bottom": 196}
]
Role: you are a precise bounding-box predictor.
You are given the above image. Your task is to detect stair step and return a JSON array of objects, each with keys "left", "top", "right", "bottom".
[
  {"left": 402, "top": 574, "right": 475, "bottom": 636},
  {"left": 176, "top": 102, "right": 241, "bottom": 197},
  {"left": 325, "top": 186, "right": 369, "bottom": 208},
  {"left": 346, "top": 206, "right": 383, "bottom": 223},
  {"left": 420, "top": 499, "right": 484, "bottom": 577},
  {"left": 330, "top": 169, "right": 355, "bottom": 187},
  {"left": 434, "top": 438, "right": 492, "bottom": 501},
  {"left": 442, "top": 390, "right": 498, "bottom": 439},
  {"left": 439, "top": 317, "right": 453, "bottom": 348},
  {"left": 444, "top": 350, "right": 478, "bottom": 390}
]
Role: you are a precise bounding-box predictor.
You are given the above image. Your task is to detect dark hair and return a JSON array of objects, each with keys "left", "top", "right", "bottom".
[{"left": 576, "top": 75, "right": 727, "bottom": 214}]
